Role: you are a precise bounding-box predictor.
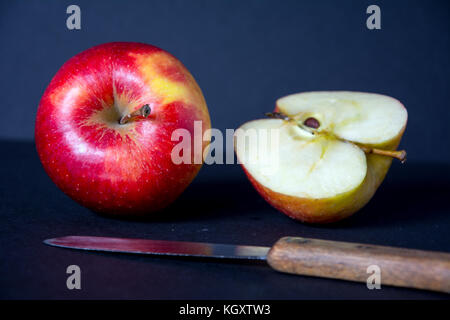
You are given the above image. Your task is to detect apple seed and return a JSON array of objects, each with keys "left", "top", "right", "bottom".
[{"left": 303, "top": 117, "right": 320, "bottom": 129}]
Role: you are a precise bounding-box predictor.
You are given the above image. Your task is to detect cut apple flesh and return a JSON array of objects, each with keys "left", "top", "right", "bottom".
[
  {"left": 276, "top": 91, "right": 407, "bottom": 145},
  {"left": 235, "top": 91, "right": 408, "bottom": 223},
  {"left": 236, "top": 119, "right": 367, "bottom": 199}
]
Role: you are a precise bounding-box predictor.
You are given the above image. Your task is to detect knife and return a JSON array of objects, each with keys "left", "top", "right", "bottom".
[{"left": 44, "top": 235, "right": 450, "bottom": 293}]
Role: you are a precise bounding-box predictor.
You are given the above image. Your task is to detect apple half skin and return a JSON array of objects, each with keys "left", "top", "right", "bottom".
[
  {"left": 35, "top": 42, "right": 210, "bottom": 216},
  {"left": 237, "top": 96, "right": 407, "bottom": 224}
]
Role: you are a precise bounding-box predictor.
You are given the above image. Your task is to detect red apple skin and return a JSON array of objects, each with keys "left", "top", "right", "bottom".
[{"left": 35, "top": 42, "right": 210, "bottom": 216}]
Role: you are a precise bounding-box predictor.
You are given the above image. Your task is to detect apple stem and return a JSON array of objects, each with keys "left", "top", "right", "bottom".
[
  {"left": 265, "top": 112, "right": 291, "bottom": 121},
  {"left": 119, "top": 104, "right": 151, "bottom": 125},
  {"left": 265, "top": 111, "right": 316, "bottom": 134},
  {"left": 359, "top": 146, "right": 407, "bottom": 163}
]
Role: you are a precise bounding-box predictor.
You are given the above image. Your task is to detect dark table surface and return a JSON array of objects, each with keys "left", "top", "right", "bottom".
[{"left": 0, "top": 140, "right": 449, "bottom": 299}]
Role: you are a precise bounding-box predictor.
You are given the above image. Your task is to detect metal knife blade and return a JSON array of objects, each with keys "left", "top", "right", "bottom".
[{"left": 43, "top": 236, "right": 270, "bottom": 260}]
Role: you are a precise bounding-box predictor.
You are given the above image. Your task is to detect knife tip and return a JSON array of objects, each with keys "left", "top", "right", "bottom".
[
  {"left": 43, "top": 238, "right": 56, "bottom": 246},
  {"left": 43, "top": 236, "right": 71, "bottom": 246},
  {"left": 43, "top": 235, "right": 86, "bottom": 247}
]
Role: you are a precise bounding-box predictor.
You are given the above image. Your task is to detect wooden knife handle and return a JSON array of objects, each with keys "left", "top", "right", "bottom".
[{"left": 267, "top": 237, "right": 450, "bottom": 293}]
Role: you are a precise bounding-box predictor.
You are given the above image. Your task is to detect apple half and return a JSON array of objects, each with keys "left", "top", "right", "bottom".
[{"left": 235, "top": 91, "right": 407, "bottom": 223}]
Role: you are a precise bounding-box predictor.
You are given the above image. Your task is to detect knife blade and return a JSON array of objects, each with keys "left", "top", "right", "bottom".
[
  {"left": 44, "top": 236, "right": 270, "bottom": 260},
  {"left": 44, "top": 235, "right": 450, "bottom": 293}
]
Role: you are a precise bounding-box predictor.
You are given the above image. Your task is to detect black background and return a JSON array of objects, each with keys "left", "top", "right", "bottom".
[{"left": 0, "top": 0, "right": 449, "bottom": 299}]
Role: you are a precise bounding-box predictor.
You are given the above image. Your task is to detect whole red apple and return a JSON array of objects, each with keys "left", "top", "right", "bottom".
[{"left": 35, "top": 42, "right": 210, "bottom": 216}]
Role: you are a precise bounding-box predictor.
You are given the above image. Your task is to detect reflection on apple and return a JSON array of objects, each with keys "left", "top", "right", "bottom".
[{"left": 235, "top": 91, "right": 407, "bottom": 223}]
